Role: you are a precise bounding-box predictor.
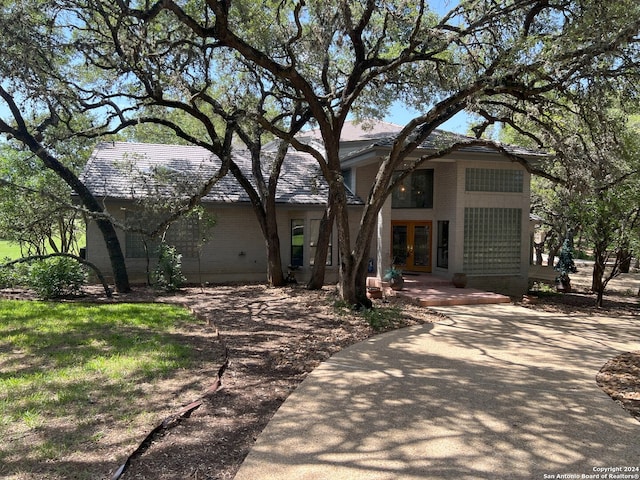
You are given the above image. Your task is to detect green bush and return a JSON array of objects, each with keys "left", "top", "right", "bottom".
[
  {"left": 0, "top": 260, "right": 30, "bottom": 288},
  {"left": 362, "top": 305, "right": 402, "bottom": 331},
  {"left": 28, "top": 257, "right": 87, "bottom": 299},
  {"left": 152, "top": 243, "right": 186, "bottom": 292}
]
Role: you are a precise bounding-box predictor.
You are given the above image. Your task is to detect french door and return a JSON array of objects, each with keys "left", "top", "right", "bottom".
[{"left": 391, "top": 221, "right": 432, "bottom": 272}]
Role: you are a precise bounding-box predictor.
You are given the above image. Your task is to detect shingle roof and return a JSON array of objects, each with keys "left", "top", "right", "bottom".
[
  {"left": 81, "top": 142, "right": 363, "bottom": 205},
  {"left": 367, "top": 130, "right": 547, "bottom": 157},
  {"left": 298, "top": 119, "right": 547, "bottom": 164}
]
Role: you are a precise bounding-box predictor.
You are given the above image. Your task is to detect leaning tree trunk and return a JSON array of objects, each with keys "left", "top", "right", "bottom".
[
  {"left": 95, "top": 218, "right": 131, "bottom": 292},
  {"left": 23, "top": 134, "right": 131, "bottom": 292},
  {"left": 307, "top": 196, "right": 335, "bottom": 290}
]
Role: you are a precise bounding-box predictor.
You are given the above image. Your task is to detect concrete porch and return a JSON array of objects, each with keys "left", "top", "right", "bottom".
[{"left": 367, "top": 273, "right": 511, "bottom": 307}]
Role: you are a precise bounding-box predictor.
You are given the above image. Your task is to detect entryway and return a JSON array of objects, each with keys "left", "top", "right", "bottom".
[{"left": 391, "top": 221, "right": 432, "bottom": 272}]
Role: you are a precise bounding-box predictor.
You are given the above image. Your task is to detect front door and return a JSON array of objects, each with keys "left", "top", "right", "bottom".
[{"left": 391, "top": 221, "right": 432, "bottom": 272}]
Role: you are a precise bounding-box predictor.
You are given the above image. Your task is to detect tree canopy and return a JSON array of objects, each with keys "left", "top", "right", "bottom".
[{"left": 1, "top": 0, "right": 639, "bottom": 303}]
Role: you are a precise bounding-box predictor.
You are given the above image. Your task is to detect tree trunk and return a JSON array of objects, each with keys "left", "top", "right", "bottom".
[
  {"left": 534, "top": 242, "right": 544, "bottom": 265},
  {"left": 596, "top": 288, "right": 604, "bottom": 308},
  {"left": 265, "top": 230, "right": 285, "bottom": 286},
  {"left": 95, "top": 218, "right": 130, "bottom": 292},
  {"left": 618, "top": 249, "right": 631, "bottom": 273},
  {"left": 337, "top": 254, "right": 371, "bottom": 308},
  {"left": 335, "top": 200, "right": 376, "bottom": 308},
  {"left": 334, "top": 198, "right": 359, "bottom": 305},
  {"left": 547, "top": 246, "right": 559, "bottom": 267},
  {"left": 591, "top": 246, "right": 606, "bottom": 307},
  {"left": 23, "top": 136, "right": 131, "bottom": 292},
  {"left": 307, "top": 201, "right": 335, "bottom": 290}
]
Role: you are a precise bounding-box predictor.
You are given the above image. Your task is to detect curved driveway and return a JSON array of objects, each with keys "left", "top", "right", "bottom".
[{"left": 234, "top": 304, "right": 640, "bottom": 480}]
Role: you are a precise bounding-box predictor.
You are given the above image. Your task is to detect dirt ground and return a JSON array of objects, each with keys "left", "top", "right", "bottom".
[
  {"left": 76, "top": 284, "right": 442, "bottom": 480},
  {"left": 2, "top": 272, "right": 639, "bottom": 480}
]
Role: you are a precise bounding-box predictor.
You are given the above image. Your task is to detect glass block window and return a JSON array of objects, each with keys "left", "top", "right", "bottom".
[
  {"left": 392, "top": 169, "right": 434, "bottom": 208},
  {"left": 465, "top": 168, "right": 523, "bottom": 192},
  {"left": 463, "top": 208, "right": 522, "bottom": 274},
  {"left": 126, "top": 213, "right": 200, "bottom": 258}
]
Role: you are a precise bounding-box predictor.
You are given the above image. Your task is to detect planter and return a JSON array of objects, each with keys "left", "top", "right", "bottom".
[
  {"left": 555, "top": 279, "right": 571, "bottom": 293},
  {"left": 389, "top": 276, "right": 404, "bottom": 291},
  {"left": 367, "top": 287, "right": 383, "bottom": 299},
  {"left": 452, "top": 272, "right": 468, "bottom": 288}
]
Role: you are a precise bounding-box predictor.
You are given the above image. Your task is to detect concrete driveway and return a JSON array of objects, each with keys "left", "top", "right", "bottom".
[{"left": 234, "top": 304, "right": 640, "bottom": 480}]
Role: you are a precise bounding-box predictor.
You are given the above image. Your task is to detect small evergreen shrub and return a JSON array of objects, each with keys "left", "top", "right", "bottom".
[
  {"left": 554, "top": 238, "right": 578, "bottom": 283},
  {"left": 28, "top": 257, "right": 87, "bottom": 299},
  {"left": 152, "top": 243, "right": 186, "bottom": 292}
]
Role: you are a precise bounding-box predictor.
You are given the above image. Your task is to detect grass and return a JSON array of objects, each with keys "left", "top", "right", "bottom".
[
  {"left": 0, "top": 235, "right": 87, "bottom": 261},
  {"left": 0, "top": 240, "right": 22, "bottom": 261},
  {"left": 333, "top": 298, "right": 403, "bottom": 331},
  {"left": 0, "top": 300, "right": 203, "bottom": 479}
]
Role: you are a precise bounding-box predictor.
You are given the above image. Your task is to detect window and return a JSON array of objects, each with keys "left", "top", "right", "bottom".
[
  {"left": 290, "top": 219, "right": 304, "bottom": 267},
  {"left": 309, "top": 218, "right": 332, "bottom": 266},
  {"left": 126, "top": 213, "right": 200, "bottom": 258},
  {"left": 463, "top": 208, "right": 522, "bottom": 274},
  {"left": 341, "top": 169, "right": 353, "bottom": 192},
  {"left": 437, "top": 221, "right": 449, "bottom": 269},
  {"left": 392, "top": 169, "right": 434, "bottom": 209},
  {"left": 465, "top": 168, "right": 523, "bottom": 192}
]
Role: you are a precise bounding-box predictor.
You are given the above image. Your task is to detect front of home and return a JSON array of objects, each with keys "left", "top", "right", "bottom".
[
  {"left": 80, "top": 141, "right": 363, "bottom": 285},
  {"left": 81, "top": 121, "right": 543, "bottom": 295}
]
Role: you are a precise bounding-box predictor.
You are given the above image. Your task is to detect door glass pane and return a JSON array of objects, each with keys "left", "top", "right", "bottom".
[
  {"left": 413, "top": 225, "right": 430, "bottom": 267},
  {"left": 392, "top": 225, "right": 408, "bottom": 266}
]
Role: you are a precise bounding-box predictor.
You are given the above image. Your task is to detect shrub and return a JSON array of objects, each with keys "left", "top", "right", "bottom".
[
  {"left": 28, "top": 257, "right": 87, "bottom": 299},
  {"left": 152, "top": 243, "right": 186, "bottom": 292},
  {"left": 554, "top": 238, "right": 578, "bottom": 283},
  {"left": 362, "top": 305, "right": 402, "bottom": 331},
  {"left": 0, "top": 260, "right": 30, "bottom": 288}
]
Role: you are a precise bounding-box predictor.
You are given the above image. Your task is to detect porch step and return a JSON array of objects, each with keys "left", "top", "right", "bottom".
[
  {"left": 367, "top": 275, "right": 511, "bottom": 307},
  {"left": 400, "top": 286, "right": 511, "bottom": 307}
]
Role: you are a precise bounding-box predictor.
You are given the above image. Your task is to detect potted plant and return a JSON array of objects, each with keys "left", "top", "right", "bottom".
[
  {"left": 554, "top": 238, "right": 577, "bottom": 292},
  {"left": 383, "top": 266, "right": 404, "bottom": 290},
  {"left": 452, "top": 272, "right": 468, "bottom": 288}
]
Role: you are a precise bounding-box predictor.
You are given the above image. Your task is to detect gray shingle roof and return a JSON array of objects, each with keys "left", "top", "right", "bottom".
[
  {"left": 296, "top": 120, "right": 547, "bottom": 167},
  {"left": 345, "top": 128, "right": 548, "bottom": 160},
  {"left": 81, "top": 142, "right": 363, "bottom": 205}
]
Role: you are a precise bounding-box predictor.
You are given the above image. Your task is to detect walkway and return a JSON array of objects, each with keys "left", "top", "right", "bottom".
[{"left": 234, "top": 304, "right": 640, "bottom": 480}]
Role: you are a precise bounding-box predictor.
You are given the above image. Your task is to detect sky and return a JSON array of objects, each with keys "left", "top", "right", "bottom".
[{"left": 384, "top": 101, "right": 475, "bottom": 136}]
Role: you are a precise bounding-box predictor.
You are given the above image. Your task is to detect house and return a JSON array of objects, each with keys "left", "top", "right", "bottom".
[{"left": 80, "top": 120, "right": 545, "bottom": 294}]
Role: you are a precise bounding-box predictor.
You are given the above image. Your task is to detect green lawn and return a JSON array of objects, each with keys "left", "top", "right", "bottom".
[
  {"left": 0, "top": 236, "right": 87, "bottom": 261},
  {"left": 0, "top": 300, "right": 203, "bottom": 479},
  {"left": 0, "top": 240, "right": 22, "bottom": 260}
]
